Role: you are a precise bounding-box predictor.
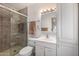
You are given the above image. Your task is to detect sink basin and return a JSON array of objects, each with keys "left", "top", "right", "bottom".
[
  {"left": 38, "top": 36, "right": 56, "bottom": 44},
  {"left": 29, "top": 35, "right": 56, "bottom": 44}
]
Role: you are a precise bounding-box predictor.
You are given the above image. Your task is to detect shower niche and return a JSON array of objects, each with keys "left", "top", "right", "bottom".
[{"left": 0, "top": 6, "right": 27, "bottom": 56}]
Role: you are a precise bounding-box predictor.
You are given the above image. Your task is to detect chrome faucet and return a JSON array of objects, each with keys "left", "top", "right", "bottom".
[{"left": 46, "top": 34, "right": 48, "bottom": 38}]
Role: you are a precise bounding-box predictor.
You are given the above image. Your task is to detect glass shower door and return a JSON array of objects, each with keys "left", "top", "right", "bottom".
[
  {"left": 0, "top": 5, "right": 28, "bottom": 56},
  {"left": 10, "top": 11, "right": 27, "bottom": 56}
]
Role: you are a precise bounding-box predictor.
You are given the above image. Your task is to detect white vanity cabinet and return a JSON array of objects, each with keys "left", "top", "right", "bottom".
[
  {"left": 28, "top": 37, "right": 56, "bottom": 56},
  {"left": 35, "top": 41, "right": 56, "bottom": 56}
]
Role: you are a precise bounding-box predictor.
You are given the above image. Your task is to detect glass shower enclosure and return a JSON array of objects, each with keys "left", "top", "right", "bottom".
[{"left": 0, "top": 5, "right": 28, "bottom": 56}]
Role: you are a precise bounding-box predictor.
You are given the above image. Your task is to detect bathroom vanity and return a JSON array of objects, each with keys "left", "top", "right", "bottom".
[
  {"left": 28, "top": 36, "right": 56, "bottom": 56},
  {"left": 35, "top": 40, "right": 56, "bottom": 56}
]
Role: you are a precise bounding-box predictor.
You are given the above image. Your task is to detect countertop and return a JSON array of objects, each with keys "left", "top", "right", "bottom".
[{"left": 28, "top": 36, "right": 56, "bottom": 44}]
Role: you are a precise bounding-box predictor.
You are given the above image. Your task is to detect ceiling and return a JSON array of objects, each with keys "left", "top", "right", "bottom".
[
  {"left": 32, "top": 3, "right": 56, "bottom": 10},
  {"left": 0, "top": 3, "right": 56, "bottom": 11},
  {"left": 0, "top": 3, "right": 56, "bottom": 17}
]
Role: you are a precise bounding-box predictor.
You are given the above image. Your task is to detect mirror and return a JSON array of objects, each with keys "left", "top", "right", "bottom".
[{"left": 41, "top": 10, "right": 56, "bottom": 33}]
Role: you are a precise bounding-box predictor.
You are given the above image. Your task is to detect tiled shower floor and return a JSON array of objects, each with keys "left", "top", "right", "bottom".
[{"left": 0, "top": 46, "right": 22, "bottom": 56}]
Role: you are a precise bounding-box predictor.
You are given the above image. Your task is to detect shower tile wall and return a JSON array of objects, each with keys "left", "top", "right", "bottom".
[{"left": 0, "top": 16, "right": 11, "bottom": 52}]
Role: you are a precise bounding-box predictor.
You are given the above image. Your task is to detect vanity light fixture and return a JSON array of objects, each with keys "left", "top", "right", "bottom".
[{"left": 41, "top": 8, "right": 56, "bottom": 14}]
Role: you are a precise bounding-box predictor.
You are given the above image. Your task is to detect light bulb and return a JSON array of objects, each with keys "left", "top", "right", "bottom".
[
  {"left": 48, "top": 8, "right": 51, "bottom": 11},
  {"left": 43, "top": 9, "right": 47, "bottom": 12},
  {"left": 52, "top": 8, "right": 55, "bottom": 10},
  {"left": 40, "top": 10, "right": 43, "bottom": 13}
]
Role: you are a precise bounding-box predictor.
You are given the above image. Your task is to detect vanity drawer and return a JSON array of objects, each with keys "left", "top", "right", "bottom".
[
  {"left": 45, "top": 47, "right": 56, "bottom": 56},
  {"left": 36, "top": 41, "right": 56, "bottom": 49},
  {"left": 35, "top": 45, "right": 44, "bottom": 56}
]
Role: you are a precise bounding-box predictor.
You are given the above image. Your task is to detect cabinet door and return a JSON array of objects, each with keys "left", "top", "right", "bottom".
[
  {"left": 58, "top": 4, "right": 74, "bottom": 42},
  {"left": 60, "top": 42, "right": 78, "bottom": 56},
  {"left": 35, "top": 46, "right": 44, "bottom": 56},
  {"left": 59, "top": 42, "right": 74, "bottom": 56},
  {"left": 57, "top": 3, "right": 78, "bottom": 42},
  {"left": 45, "top": 48, "right": 56, "bottom": 56},
  {"left": 61, "top": 45, "right": 73, "bottom": 56}
]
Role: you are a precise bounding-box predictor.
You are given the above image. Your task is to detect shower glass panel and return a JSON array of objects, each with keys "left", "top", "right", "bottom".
[
  {"left": 10, "top": 12, "right": 27, "bottom": 56},
  {"left": 0, "top": 6, "right": 27, "bottom": 56}
]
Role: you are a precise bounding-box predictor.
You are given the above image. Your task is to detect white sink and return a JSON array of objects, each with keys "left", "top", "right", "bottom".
[
  {"left": 28, "top": 35, "right": 56, "bottom": 44},
  {"left": 37, "top": 36, "right": 56, "bottom": 44}
]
